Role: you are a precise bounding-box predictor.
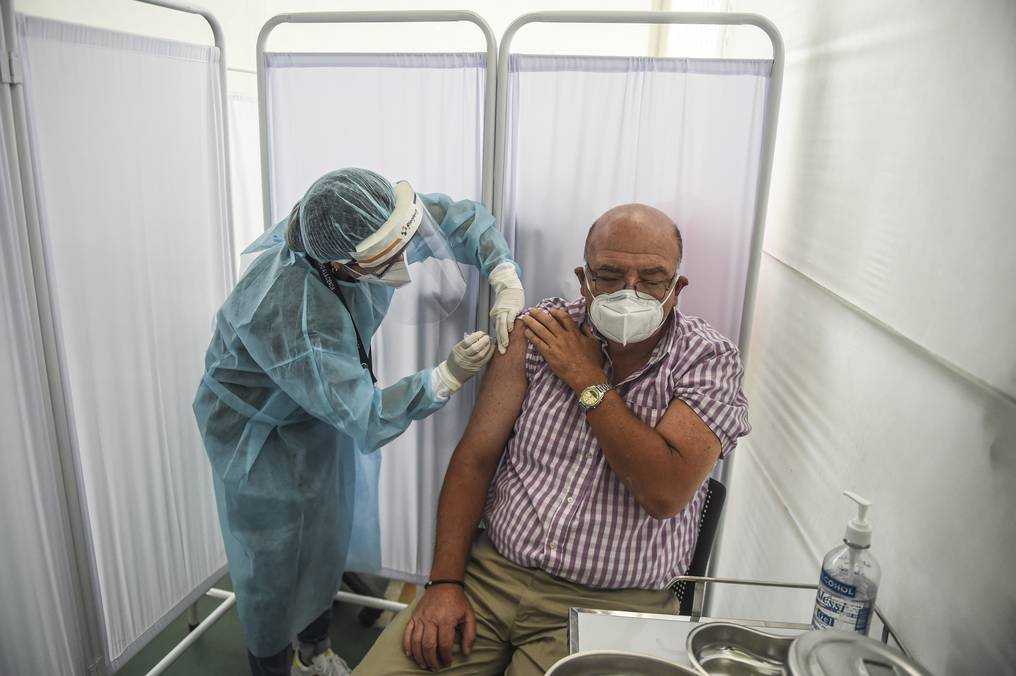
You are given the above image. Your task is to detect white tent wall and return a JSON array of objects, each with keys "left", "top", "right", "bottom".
[
  {"left": 705, "top": 1, "right": 1016, "bottom": 673},
  {"left": 16, "top": 15, "right": 233, "bottom": 669}
]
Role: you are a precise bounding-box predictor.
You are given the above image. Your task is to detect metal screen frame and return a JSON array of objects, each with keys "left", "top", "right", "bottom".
[
  {"left": 1, "top": 8, "right": 785, "bottom": 671},
  {"left": 256, "top": 10, "right": 498, "bottom": 327},
  {"left": 1, "top": 0, "right": 236, "bottom": 672},
  {"left": 494, "top": 10, "right": 783, "bottom": 356},
  {"left": 135, "top": 0, "right": 235, "bottom": 284},
  {"left": 127, "top": 5, "right": 237, "bottom": 671},
  {"left": 493, "top": 11, "right": 785, "bottom": 609},
  {"left": 0, "top": 4, "right": 109, "bottom": 673},
  {"left": 252, "top": 5, "right": 499, "bottom": 621},
  {"left": 255, "top": 10, "right": 498, "bottom": 230},
  {"left": 116, "top": 7, "right": 237, "bottom": 669}
]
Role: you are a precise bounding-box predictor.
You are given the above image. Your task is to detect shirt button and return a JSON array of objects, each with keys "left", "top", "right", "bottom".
[
  {"left": 566, "top": 496, "right": 575, "bottom": 504},
  {"left": 549, "top": 542, "right": 558, "bottom": 551}
]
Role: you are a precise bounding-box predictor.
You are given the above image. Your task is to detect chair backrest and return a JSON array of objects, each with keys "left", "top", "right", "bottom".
[{"left": 675, "top": 478, "right": 727, "bottom": 615}]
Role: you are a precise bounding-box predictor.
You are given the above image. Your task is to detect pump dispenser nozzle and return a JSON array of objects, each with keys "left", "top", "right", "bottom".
[{"left": 843, "top": 490, "right": 872, "bottom": 548}]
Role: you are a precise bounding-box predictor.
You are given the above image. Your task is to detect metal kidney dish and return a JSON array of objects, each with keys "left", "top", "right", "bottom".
[
  {"left": 686, "top": 622, "right": 795, "bottom": 675},
  {"left": 545, "top": 650, "right": 702, "bottom": 675},
  {"left": 687, "top": 623, "right": 935, "bottom": 676}
]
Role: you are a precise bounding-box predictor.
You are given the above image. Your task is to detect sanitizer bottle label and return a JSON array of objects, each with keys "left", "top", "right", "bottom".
[{"left": 812, "top": 570, "right": 873, "bottom": 633}]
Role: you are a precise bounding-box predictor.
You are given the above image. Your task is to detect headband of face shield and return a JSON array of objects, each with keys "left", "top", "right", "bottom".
[{"left": 342, "top": 181, "right": 467, "bottom": 325}]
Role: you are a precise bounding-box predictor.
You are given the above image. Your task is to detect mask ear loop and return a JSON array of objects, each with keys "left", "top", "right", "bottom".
[
  {"left": 583, "top": 265, "right": 598, "bottom": 296},
  {"left": 582, "top": 266, "right": 605, "bottom": 338},
  {"left": 658, "top": 274, "right": 680, "bottom": 306}
]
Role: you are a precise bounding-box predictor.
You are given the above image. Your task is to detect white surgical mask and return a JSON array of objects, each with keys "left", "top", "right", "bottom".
[{"left": 584, "top": 274, "right": 676, "bottom": 346}]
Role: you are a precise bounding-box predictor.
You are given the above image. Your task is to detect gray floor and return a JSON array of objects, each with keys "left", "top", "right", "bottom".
[{"left": 118, "top": 575, "right": 384, "bottom": 676}]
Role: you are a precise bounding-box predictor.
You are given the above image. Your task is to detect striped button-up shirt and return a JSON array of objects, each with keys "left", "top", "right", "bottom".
[{"left": 484, "top": 297, "right": 750, "bottom": 590}]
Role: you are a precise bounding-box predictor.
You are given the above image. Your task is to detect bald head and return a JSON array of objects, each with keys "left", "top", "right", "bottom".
[
  {"left": 584, "top": 204, "right": 683, "bottom": 267},
  {"left": 577, "top": 204, "right": 687, "bottom": 342}
]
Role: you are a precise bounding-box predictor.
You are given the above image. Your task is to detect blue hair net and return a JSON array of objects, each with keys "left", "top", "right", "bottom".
[{"left": 294, "top": 168, "right": 397, "bottom": 262}]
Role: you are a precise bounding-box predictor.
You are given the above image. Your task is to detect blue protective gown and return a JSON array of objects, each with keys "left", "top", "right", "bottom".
[{"left": 194, "top": 194, "right": 515, "bottom": 657}]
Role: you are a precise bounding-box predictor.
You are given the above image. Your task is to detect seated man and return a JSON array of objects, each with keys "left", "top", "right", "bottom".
[{"left": 354, "top": 204, "right": 750, "bottom": 675}]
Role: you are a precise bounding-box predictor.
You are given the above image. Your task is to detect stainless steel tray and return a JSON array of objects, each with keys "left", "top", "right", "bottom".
[
  {"left": 667, "top": 575, "right": 909, "bottom": 658},
  {"left": 547, "top": 650, "right": 701, "bottom": 675},
  {"left": 566, "top": 576, "right": 909, "bottom": 672}
]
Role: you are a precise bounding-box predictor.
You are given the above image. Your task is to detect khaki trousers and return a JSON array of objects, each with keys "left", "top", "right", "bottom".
[{"left": 353, "top": 535, "right": 676, "bottom": 675}]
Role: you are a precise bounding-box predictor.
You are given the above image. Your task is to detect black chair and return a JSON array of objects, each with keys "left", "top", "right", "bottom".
[
  {"left": 341, "top": 572, "right": 387, "bottom": 627},
  {"left": 671, "top": 477, "right": 726, "bottom": 616},
  {"left": 349, "top": 480, "right": 727, "bottom": 625}
]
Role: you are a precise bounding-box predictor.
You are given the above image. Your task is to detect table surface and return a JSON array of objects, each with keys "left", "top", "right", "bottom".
[{"left": 569, "top": 608, "right": 807, "bottom": 668}]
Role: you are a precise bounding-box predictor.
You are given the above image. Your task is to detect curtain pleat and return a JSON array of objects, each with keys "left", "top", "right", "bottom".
[
  {"left": 17, "top": 15, "right": 230, "bottom": 667},
  {"left": 500, "top": 54, "right": 771, "bottom": 345},
  {"left": 0, "top": 68, "right": 89, "bottom": 676},
  {"left": 265, "top": 51, "right": 487, "bottom": 581}
]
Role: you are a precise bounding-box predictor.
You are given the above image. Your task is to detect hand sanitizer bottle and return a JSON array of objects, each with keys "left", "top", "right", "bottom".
[{"left": 811, "top": 491, "right": 881, "bottom": 634}]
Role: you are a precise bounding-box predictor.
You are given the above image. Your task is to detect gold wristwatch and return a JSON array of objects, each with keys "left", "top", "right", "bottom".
[{"left": 578, "top": 383, "right": 613, "bottom": 412}]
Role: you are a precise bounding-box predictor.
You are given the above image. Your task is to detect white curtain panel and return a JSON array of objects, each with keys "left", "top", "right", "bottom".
[
  {"left": 18, "top": 16, "right": 231, "bottom": 668},
  {"left": 0, "top": 94, "right": 88, "bottom": 676},
  {"left": 500, "top": 55, "right": 771, "bottom": 345},
  {"left": 264, "top": 52, "right": 486, "bottom": 581}
]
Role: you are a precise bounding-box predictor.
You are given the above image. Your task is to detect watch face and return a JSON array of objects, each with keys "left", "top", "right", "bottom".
[{"left": 580, "top": 388, "right": 600, "bottom": 407}]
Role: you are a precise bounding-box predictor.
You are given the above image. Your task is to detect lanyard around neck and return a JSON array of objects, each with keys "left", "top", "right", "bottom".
[{"left": 311, "top": 258, "right": 377, "bottom": 384}]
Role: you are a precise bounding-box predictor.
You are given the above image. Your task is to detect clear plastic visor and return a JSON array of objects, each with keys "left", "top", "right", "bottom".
[{"left": 351, "top": 202, "right": 466, "bottom": 325}]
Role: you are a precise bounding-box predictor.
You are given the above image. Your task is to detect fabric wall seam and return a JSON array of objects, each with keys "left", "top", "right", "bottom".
[
  {"left": 730, "top": 446, "right": 913, "bottom": 651},
  {"left": 743, "top": 442, "right": 823, "bottom": 564},
  {"left": 763, "top": 250, "right": 1015, "bottom": 407}
]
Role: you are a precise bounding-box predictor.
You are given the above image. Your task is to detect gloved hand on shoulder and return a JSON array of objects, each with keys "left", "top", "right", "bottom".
[{"left": 488, "top": 263, "right": 525, "bottom": 354}]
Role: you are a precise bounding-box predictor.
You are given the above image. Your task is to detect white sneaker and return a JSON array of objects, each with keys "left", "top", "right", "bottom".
[{"left": 291, "top": 648, "right": 351, "bottom": 676}]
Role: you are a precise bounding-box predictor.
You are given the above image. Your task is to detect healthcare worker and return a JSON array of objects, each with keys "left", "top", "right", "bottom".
[{"left": 193, "top": 168, "right": 525, "bottom": 676}]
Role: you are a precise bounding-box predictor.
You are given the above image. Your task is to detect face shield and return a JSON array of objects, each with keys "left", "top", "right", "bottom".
[{"left": 341, "top": 181, "right": 466, "bottom": 325}]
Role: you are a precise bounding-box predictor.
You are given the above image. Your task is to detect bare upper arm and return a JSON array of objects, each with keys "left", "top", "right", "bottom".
[
  {"left": 454, "top": 319, "right": 528, "bottom": 465},
  {"left": 654, "top": 399, "right": 722, "bottom": 484}
]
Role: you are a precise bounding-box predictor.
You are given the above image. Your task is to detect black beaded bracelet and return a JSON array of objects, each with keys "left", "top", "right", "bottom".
[{"left": 424, "top": 578, "right": 465, "bottom": 590}]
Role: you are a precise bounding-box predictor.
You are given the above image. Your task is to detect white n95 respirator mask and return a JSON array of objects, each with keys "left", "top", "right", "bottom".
[{"left": 584, "top": 273, "right": 677, "bottom": 346}]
